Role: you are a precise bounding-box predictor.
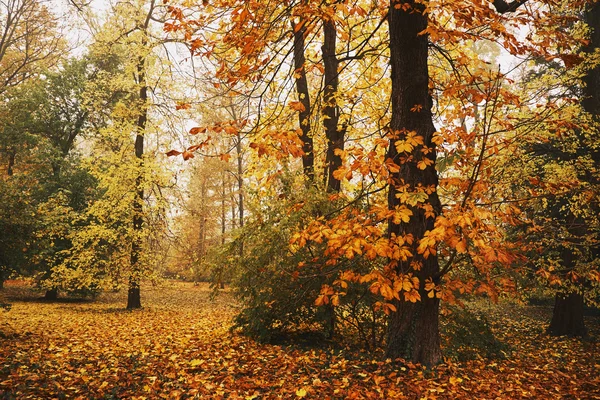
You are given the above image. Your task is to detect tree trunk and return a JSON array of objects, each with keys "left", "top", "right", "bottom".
[
  {"left": 384, "top": 0, "right": 442, "bottom": 367},
  {"left": 291, "top": 8, "right": 315, "bottom": 181},
  {"left": 127, "top": 280, "right": 142, "bottom": 309},
  {"left": 6, "top": 150, "right": 15, "bottom": 176},
  {"left": 548, "top": 292, "right": 587, "bottom": 337},
  {"left": 44, "top": 288, "right": 58, "bottom": 301},
  {"left": 321, "top": 18, "right": 345, "bottom": 335},
  {"left": 127, "top": 49, "right": 148, "bottom": 310},
  {"left": 235, "top": 131, "right": 244, "bottom": 227},
  {"left": 322, "top": 18, "right": 344, "bottom": 192}
]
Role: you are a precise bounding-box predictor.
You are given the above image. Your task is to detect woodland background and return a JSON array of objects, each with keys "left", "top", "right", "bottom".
[{"left": 1, "top": 0, "right": 600, "bottom": 398}]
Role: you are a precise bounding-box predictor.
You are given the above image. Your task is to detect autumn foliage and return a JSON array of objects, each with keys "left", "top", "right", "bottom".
[{"left": 2, "top": 0, "right": 600, "bottom": 396}]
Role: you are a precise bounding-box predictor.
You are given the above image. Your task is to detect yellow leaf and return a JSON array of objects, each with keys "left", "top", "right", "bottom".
[
  {"left": 296, "top": 388, "right": 307, "bottom": 397},
  {"left": 395, "top": 140, "right": 414, "bottom": 153},
  {"left": 449, "top": 376, "right": 463, "bottom": 385},
  {"left": 189, "top": 359, "right": 203, "bottom": 367}
]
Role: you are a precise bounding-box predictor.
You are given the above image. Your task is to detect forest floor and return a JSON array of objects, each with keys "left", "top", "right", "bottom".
[{"left": 0, "top": 280, "right": 599, "bottom": 399}]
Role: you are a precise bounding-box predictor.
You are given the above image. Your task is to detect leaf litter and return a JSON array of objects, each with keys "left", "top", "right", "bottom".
[{"left": 1, "top": 281, "right": 599, "bottom": 399}]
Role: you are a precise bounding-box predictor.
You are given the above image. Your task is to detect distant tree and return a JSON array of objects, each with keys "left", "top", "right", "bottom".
[{"left": 0, "top": 0, "right": 65, "bottom": 94}]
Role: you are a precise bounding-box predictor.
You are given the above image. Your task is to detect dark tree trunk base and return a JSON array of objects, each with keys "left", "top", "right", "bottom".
[
  {"left": 127, "top": 286, "right": 142, "bottom": 309},
  {"left": 386, "top": 296, "right": 442, "bottom": 367},
  {"left": 548, "top": 292, "right": 587, "bottom": 337},
  {"left": 44, "top": 288, "right": 58, "bottom": 301}
]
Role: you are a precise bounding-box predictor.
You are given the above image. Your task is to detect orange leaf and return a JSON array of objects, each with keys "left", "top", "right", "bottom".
[
  {"left": 289, "top": 101, "right": 306, "bottom": 112},
  {"left": 189, "top": 127, "right": 206, "bottom": 135}
]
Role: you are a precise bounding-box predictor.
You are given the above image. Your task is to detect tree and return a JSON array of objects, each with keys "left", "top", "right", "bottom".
[
  {"left": 383, "top": 0, "right": 443, "bottom": 366},
  {"left": 0, "top": 0, "right": 65, "bottom": 94},
  {"left": 545, "top": 2, "right": 600, "bottom": 337},
  {"left": 83, "top": 0, "right": 181, "bottom": 308}
]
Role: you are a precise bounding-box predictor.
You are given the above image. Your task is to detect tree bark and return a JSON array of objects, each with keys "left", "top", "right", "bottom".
[
  {"left": 385, "top": 0, "right": 442, "bottom": 367},
  {"left": 291, "top": 10, "right": 315, "bottom": 181},
  {"left": 44, "top": 288, "right": 58, "bottom": 301},
  {"left": 6, "top": 150, "right": 15, "bottom": 176},
  {"left": 236, "top": 131, "right": 244, "bottom": 229},
  {"left": 127, "top": 50, "right": 148, "bottom": 310},
  {"left": 127, "top": 279, "right": 142, "bottom": 309},
  {"left": 322, "top": 18, "right": 344, "bottom": 192},
  {"left": 547, "top": 292, "right": 587, "bottom": 337}
]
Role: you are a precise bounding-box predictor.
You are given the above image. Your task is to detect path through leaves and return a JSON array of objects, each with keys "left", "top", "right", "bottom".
[{"left": 1, "top": 281, "right": 599, "bottom": 399}]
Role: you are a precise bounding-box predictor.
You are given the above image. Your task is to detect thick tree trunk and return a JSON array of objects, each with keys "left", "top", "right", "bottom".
[
  {"left": 583, "top": 3, "right": 600, "bottom": 117},
  {"left": 385, "top": 0, "right": 442, "bottom": 367},
  {"left": 127, "top": 280, "right": 142, "bottom": 309},
  {"left": 548, "top": 292, "right": 587, "bottom": 337},
  {"left": 0, "top": 268, "right": 5, "bottom": 289}
]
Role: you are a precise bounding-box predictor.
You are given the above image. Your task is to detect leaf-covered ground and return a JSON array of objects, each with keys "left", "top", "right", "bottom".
[{"left": 1, "top": 281, "right": 599, "bottom": 399}]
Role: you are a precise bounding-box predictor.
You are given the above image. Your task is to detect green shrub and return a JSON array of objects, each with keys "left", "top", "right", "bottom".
[
  {"left": 441, "top": 306, "right": 509, "bottom": 361},
  {"left": 231, "top": 174, "right": 386, "bottom": 347}
]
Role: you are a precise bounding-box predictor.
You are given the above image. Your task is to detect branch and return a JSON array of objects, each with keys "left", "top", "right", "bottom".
[{"left": 492, "top": 0, "right": 529, "bottom": 14}]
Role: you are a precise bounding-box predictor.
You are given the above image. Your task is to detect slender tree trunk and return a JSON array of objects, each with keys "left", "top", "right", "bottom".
[
  {"left": 321, "top": 17, "right": 345, "bottom": 337},
  {"left": 127, "top": 51, "right": 148, "bottom": 310},
  {"left": 221, "top": 169, "right": 226, "bottom": 245},
  {"left": 322, "top": 18, "right": 344, "bottom": 192},
  {"left": 220, "top": 169, "right": 226, "bottom": 289},
  {"left": 236, "top": 131, "right": 244, "bottom": 263},
  {"left": 384, "top": 0, "right": 442, "bottom": 367},
  {"left": 236, "top": 132, "right": 244, "bottom": 228},
  {"left": 198, "top": 179, "right": 207, "bottom": 263},
  {"left": 6, "top": 150, "right": 15, "bottom": 176},
  {"left": 548, "top": 292, "right": 587, "bottom": 337},
  {"left": 230, "top": 180, "right": 237, "bottom": 230},
  {"left": 291, "top": 9, "right": 315, "bottom": 181}
]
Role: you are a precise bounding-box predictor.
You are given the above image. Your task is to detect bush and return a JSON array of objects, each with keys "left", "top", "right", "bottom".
[
  {"left": 441, "top": 305, "right": 509, "bottom": 361},
  {"left": 231, "top": 174, "right": 386, "bottom": 347}
]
